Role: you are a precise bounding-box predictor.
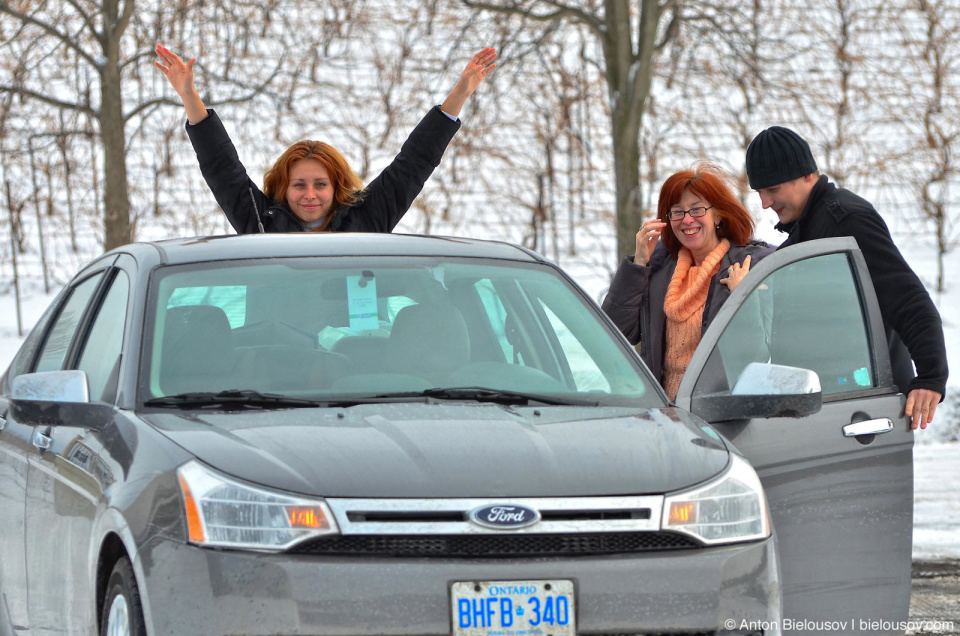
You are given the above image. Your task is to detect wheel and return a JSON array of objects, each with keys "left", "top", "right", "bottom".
[{"left": 100, "top": 557, "right": 146, "bottom": 636}]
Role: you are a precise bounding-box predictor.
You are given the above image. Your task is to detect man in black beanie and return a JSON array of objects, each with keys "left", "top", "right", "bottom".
[{"left": 745, "top": 126, "right": 947, "bottom": 430}]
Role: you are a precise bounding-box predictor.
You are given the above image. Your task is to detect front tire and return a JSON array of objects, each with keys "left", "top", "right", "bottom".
[{"left": 101, "top": 557, "right": 146, "bottom": 636}]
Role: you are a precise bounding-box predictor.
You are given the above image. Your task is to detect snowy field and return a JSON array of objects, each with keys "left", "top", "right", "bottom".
[
  {"left": 913, "top": 443, "right": 960, "bottom": 561},
  {"left": 0, "top": 237, "right": 958, "bottom": 561}
]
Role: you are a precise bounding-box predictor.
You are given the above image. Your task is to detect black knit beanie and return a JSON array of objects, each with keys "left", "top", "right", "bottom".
[{"left": 745, "top": 126, "right": 818, "bottom": 190}]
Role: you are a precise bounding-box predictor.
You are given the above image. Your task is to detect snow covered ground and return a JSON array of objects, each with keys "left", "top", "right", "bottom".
[{"left": 914, "top": 443, "right": 960, "bottom": 561}]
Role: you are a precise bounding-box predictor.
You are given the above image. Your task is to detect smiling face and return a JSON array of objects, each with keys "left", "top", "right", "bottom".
[
  {"left": 286, "top": 159, "right": 335, "bottom": 223},
  {"left": 756, "top": 174, "right": 816, "bottom": 225},
  {"left": 669, "top": 188, "right": 720, "bottom": 265}
]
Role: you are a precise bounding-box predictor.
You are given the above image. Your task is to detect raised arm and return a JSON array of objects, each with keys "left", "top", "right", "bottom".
[
  {"left": 154, "top": 44, "right": 209, "bottom": 125},
  {"left": 439, "top": 48, "right": 497, "bottom": 118}
]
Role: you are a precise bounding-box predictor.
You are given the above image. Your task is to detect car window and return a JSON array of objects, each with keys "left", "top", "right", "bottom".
[
  {"left": 76, "top": 271, "right": 130, "bottom": 403},
  {"left": 1, "top": 288, "right": 67, "bottom": 390},
  {"left": 143, "top": 257, "right": 657, "bottom": 406},
  {"left": 34, "top": 272, "right": 105, "bottom": 374},
  {"left": 692, "top": 252, "right": 876, "bottom": 398}
]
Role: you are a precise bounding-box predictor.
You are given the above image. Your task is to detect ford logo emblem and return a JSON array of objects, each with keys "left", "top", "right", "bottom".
[{"left": 468, "top": 504, "right": 541, "bottom": 530}]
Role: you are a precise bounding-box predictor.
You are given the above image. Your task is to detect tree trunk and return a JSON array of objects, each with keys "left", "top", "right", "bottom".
[
  {"left": 5, "top": 180, "right": 24, "bottom": 336},
  {"left": 99, "top": 0, "right": 132, "bottom": 251},
  {"left": 602, "top": 0, "right": 661, "bottom": 258},
  {"left": 611, "top": 121, "right": 642, "bottom": 258},
  {"left": 101, "top": 58, "right": 131, "bottom": 251},
  {"left": 937, "top": 205, "right": 945, "bottom": 294},
  {"left": 460, "top": 0, "right": 669, "bottom": 259}
]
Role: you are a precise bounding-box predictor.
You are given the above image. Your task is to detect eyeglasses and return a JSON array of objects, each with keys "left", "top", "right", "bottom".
[{"left": 667, "top": 206, "right": 713, "bottom": 221}]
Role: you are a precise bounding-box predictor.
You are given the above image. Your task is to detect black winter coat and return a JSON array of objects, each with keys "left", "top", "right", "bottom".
[
  {"left": 185, "top": 106, "right": 461, "bottom": 234},
  {"left": 601, "top": 240, "right": 773, "bottom": 388},
  {"left": 776, "top": 175, "right": 948, "bottom": 397}
]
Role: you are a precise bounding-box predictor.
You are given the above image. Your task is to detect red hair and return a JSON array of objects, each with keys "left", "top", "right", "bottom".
[
  {"left": 263, "top": 141, "right": 364, "bottom": 231},
  {"left": 657, "top": 163, "right": 755, "bottom": 257}
]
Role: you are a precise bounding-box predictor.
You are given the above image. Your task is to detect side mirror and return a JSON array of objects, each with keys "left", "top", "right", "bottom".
[
  {"left": 12, "top": 370, "right": 90, "bottom": 403},
  {"left": 692, "top": 363, "right": 823, "bottom": 422},
  {"left": 10, "top": 370, "right": 113, "bottom": 430}
]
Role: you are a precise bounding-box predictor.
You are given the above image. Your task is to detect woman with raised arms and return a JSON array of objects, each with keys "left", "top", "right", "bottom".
[{"left": 155, "top": 44, "right": 496, "bottom": 234}]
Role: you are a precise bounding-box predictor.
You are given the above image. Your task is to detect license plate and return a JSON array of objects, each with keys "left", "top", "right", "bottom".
[{"left": 451, "top": 580, "right": 575, "bottom": 636}]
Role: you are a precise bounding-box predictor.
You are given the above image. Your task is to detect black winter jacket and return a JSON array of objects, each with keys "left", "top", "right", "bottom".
[
  {"left": 185, "top": 106, "right": 461, "bottom": 234},
  {"left": 601, "top": 240, "right": 773, "bottom": 387},
  {"left": 776, "top": 175, "right": 948, "bottom": 397}
]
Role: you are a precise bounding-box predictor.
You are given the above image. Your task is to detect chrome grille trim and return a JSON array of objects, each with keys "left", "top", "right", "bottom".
[{"left": 326, "top": 496, "right": 664, "bottom": 535}]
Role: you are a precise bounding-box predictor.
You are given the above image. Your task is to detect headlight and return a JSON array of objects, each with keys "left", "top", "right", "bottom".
[
  {"left": 177, "top": 460, "right": 339, "bottom": 551},
  {"left": 662, "top": 453, "right": 770, "bottom": 545}
]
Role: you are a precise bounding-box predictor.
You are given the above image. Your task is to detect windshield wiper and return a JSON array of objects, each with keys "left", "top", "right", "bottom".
[
  {"left": 379, "top": 387, "right": 599, "bottom": 407},
  {"left": 144, "top": 388, "right": 599, "bottom": 410},
  {"left": 143, "top": 389, "right": 322, "bottom": 410}
]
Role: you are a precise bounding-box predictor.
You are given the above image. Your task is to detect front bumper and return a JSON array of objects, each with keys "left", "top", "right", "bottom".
[{"left": 137, "top": 536, "right": 779, "bottom": 635}]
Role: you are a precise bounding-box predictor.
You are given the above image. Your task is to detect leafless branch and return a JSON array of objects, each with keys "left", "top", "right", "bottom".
[
  {"left": 0, "top": 2, "right": 100, "bottom": 69},
  {"left": 63, "top": 0, "right": 103, "bottom": 42},
  {"left": 0, "top": 85, "right": 96, "bottom": 117},
  {"left": 461, "top": 0, "right": 604, "bottom": 37},
  {"left": 655, "top": 1, "right": 681, "bottom": 50}
]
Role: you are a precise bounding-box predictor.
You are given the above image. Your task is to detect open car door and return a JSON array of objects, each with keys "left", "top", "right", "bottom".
[{"left": 675, "top": 237, "right": 913, "bottom": 636}]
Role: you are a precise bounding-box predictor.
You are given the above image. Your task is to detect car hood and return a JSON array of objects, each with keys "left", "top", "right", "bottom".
[{"left": 142, "top": 403, "right": 729, "bottom": 498}]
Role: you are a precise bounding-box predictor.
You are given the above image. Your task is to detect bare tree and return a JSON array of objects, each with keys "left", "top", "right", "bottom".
[
  {"left": 0, "top": 0, "right": 143, "bottom": 250},
  {"left": 0, "top": 0, "right": 286, "bottom": 251},
  {"left": 626, "top": 0, "right": 805, "bottom": 238},
  {"left": 1, "top": 0, "right": 956, "bottom": 310},
  {"left": 461, "top": 0, "right": 680, "bottom": 258},
  {"left": 892, "top": 0, "right": 960, "bottom": 293}
]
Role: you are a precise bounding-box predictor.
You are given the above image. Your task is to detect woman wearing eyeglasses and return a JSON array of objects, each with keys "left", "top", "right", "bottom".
[{"left": 601, "top": 163, "right": 772, "bottom": 400}]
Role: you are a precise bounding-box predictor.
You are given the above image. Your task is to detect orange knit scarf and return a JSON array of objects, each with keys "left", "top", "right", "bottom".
[{"left": 662, "top": 239, "right": 730, "bottom": 400}]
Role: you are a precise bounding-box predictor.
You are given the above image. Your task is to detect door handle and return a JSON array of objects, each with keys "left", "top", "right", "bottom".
[
  {"left": 33, "top": 429, "right": 52, "bottom": 450},
  {"left": 843, "top": 418, "right": 893, "bottom": 437}
]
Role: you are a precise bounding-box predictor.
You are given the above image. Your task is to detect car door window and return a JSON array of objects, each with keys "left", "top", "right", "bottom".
[
  {"left": 692, "top": 252, "right": 875, "bottom": 398},
  {"left": 1, "top": 289, "right": 66, "bottom": 390},
  {"left": 76, "top": 271, "right": 130, "bottom": 402},
  {"left": 34, "top": 272, "right": 105, "bottom": 373}
]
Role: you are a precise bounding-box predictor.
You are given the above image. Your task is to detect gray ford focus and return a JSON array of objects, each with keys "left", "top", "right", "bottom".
[{"left": 0, "top": 233, "right": 912, "bottom": 636}]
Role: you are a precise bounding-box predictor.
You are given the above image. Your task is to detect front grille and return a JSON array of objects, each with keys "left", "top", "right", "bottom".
[{"left": 288, "top": 531, "right": 699, "bottom": 557}]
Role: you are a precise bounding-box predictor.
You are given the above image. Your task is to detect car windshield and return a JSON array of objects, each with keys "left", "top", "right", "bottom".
[{"left": 140, "top": 256, "right": 659, "bottom": 408}]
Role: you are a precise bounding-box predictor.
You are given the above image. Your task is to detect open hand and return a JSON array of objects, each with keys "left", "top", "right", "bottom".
[
  {"left": 905, "top": 388, "right": 941, "bottom": 430},
  {"left": 440, "top": 48, "right": 497, "bottom": 118},
  {"left": 154, "top": 45, "right": 197, "bottom": 99},
  {"left": 634, "top": 220, "right": 666, "bottom": 266},
  {"left": 720, "top": 254, "right": 752, "bottom": 291},
  {"left": 458, "top": 48, "right": 497, "bottom": 96}
]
